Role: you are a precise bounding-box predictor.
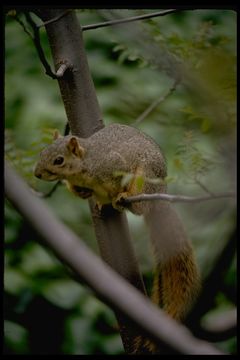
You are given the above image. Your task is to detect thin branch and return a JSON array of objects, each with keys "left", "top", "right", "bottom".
[
  {"left": 4, "top": 161, "right": 225, "bottom": 355},
  {"left": 23, "top": 12, "right": 57, "bottom": 79},
  {"left": 14, "top": 12, "right": 34, "bottom": 39},
  {"left": 81, "top": 9, "right": 181, "bottom": 32},
  {"left": 134, "top": 80, "right": 179, "bottom": 126},
  {"left": 194, "top": 177, "right": 216, "bottom": 196},
  {"left": 16, "top": 12, "right": 71, "bottom": 79},
  {"left": 55, "top": 62, "right": 71, "bottom": 78},
  {"left": 37, "top": 9, "right": 72, "bottom": 28},
  {"left": 31, "top": 181, "right": 61, "bottom": 198},
  {"left": 124, "top": 191, "right": 236, "bottom": 205}
]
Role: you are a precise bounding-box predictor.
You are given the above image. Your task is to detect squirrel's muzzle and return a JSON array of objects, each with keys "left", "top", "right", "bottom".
[
  {"left": 34, "top": 164, "right": 42, "bottom": 179},
  {"left": 35, "top": 171, "right": 42, "bottom": 179},
  {"left": 34, "top": 163, "right": 59, "bottom": 181}
]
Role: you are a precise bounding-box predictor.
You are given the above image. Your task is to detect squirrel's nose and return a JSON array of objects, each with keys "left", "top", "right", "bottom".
[
  {"left": 35, "top": 172, "right": 42, "bottom": 179},
  {"left": 34, "top": 165, "right": 42, "bottom": 179}
]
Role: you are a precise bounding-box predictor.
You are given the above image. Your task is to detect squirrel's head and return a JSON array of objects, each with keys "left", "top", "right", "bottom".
[{"left": 34, "top": 130, "right": 86, "bottom": 181}]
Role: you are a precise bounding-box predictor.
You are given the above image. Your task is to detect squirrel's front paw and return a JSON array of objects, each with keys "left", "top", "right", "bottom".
[
  {"left": 67, "top": 183, "right": 93, "bottom": 199},
  {"left": 112, "top": 192, "right": 128, "bottom": 212}
]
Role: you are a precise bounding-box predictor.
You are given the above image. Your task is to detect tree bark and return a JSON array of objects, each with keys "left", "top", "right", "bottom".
[{"left": 34, "top": 8, "right": 146, "bottom": 353}]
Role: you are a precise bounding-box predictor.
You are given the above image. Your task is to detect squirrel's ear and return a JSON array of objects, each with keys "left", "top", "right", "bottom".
[
  {"left": 53, "top": 130, "right": 62, "bottom": 140},
  {"left": 67, "top": 136, "right": 85, "bottom": 158}
]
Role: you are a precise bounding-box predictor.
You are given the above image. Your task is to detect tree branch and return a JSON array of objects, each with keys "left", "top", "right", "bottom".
[
  {"left": 193, "top": 177, "right": 216, "bottom": 196},
  {"left": 31, "top": 181, "right": 61, "bottom": 198},
  {"left": 124, "top": 191, "right": 235, "bottom": 205},
  {"left": 23, "top": 12, "right": 58, "bottom": 79},
  {"left": 14, "top": 12, "right": 34, "bottom": 39},
  {"left": 81, "top": 9, "right": 181, "bottom": 32},
  {"left": 14, "top": 12, "right": 71, "bottom": 79},
  {"left": 37, "top": 9, "right": 72, "bottom": 28},
  {"left": 4, "top": 161, "right": 225, "bottom": 355},
  {"left": 55, "top": 62, "right": 71, "bottom": 78},
  {"left": 133, "top": 79, "right": 179, "bottom": 126}
]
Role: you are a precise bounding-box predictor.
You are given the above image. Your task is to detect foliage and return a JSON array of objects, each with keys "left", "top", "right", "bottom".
[{"left": 5, "top": 9, "right": 236, "bottom": 354}]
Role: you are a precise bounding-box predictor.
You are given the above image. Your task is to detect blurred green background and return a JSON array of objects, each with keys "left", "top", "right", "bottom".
[{"left": 5, "top": 9, "right": 236, "bottom": 354}]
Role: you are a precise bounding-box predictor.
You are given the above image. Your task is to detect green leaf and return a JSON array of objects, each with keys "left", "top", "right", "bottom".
[
  {"left": 136, "top": 175, "right": 144, "bottom": 192},
  {"left": 4, "top": 269, "right": 29, "bottom": 295},
  {"left": 127, "top": 53, "right": 138, "bottom": 61},
  {"left": 4, "top": 320, "right": 29, "bottom": 354},
  {"left": 121, "top": 173, "right": 134, "bottom": 187},
  {"left": 201, "top": 117, "right": 211, "bottom": 132},
  {"left": 174, "top": 158, "right": 183, "bottom": 169},
  {"left": 163, "top": 176, "right": 176, "bottom": 184},
  {"left": 112, "top": 44, "right": 126, "bottom": 52}
]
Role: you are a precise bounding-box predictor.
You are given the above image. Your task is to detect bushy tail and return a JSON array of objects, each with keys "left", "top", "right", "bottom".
[
  {"left": 133, "top": 201, "right": 200, "bottom": 354},
  {"left": 152, "top": 244, "right": 200, "bottom": 321},
  {"left": 145, "top": 200, "right": 200, "bottom": 319}
]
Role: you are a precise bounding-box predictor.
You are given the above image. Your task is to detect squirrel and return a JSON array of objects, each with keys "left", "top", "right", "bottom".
[{"left": 34, "top": 123, "right": 200, "bottom": 353}]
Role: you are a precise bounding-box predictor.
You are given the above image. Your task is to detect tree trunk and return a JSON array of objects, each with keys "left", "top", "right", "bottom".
[{"left": 35, "top": 8, "right": 146, "bottom": 353}]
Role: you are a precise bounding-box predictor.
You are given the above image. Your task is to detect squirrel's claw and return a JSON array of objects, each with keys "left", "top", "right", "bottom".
[{"left": 112, "top": 192, "right": 128, "bottom": 212}]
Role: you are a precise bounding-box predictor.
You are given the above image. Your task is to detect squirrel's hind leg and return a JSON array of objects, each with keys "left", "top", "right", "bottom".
[{"left": 112, "top": 166, "right": 148, "bottom": 215}]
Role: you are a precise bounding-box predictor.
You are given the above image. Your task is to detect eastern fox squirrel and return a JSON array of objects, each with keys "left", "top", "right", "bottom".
[{"left": 34, "top": 123, "right": 200, "bottom": 353}]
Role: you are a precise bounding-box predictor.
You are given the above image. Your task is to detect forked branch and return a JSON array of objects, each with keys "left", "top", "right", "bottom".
[{"left": 14, "top": 11, "right": 71, "bottom": 79}]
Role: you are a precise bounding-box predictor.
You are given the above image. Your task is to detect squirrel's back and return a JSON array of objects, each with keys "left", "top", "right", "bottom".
[{"left": 87, "top": 124, "right": 167, "bottom": 180}]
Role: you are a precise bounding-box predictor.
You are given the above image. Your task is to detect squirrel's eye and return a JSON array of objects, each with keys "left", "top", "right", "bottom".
[{"left": 53, "top": 156, "right": 64, "bottom": 166}]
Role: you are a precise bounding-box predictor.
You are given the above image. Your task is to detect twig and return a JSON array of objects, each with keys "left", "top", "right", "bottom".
[
  {"left": 14, "top": 12, "right": 34, "bottom": 39},
  {"left": 37, "top": 9, "right": 72, "bottom": 28},
  {"left": 123, "top": 191, "right": 235, "bottom": 204},
  {"left": 134, "top": 80, "right": 179, "bottom": 126},
  {"left": 23, "top": 12, "right": 57, "bottom": 79},
  {"left": 194, "top": 177, "right": 215, "bottom": 196},
  {"left": 15, "top": 12, "right": 71, "bottom": 79},
  {"left": 81, "top": 9, "right": 181, "bottom": 32},
  {"left": 31, "top": 181, "right": 61, "bottom": 198},
  {"left": 56, "top": 62, "right": 71, "bottom": 78}
]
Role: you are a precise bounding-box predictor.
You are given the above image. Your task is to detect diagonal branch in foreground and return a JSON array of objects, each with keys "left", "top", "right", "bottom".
[
  {"left": 4, "top": 161, "right": 225, "bottom": 355},
  {"left": 123, "top": 192, "right": 235, "bottom": 204}
]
